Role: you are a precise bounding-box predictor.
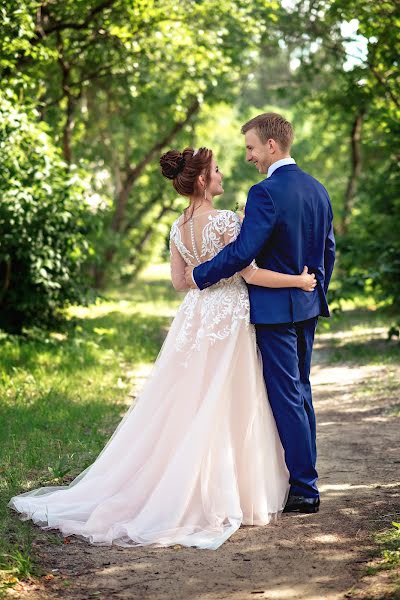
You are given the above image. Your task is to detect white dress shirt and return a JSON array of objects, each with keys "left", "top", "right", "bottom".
[
  {"left": 191, "top": 157, "right": 297, "bottom": 287},
  {"left": 267, "top": 156, "right": 296, "bottom": 177}
]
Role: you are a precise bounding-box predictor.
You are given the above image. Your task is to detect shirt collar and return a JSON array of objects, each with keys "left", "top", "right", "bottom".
[{"left": 267, "top": 157, "right": 296, "bottom": 178}]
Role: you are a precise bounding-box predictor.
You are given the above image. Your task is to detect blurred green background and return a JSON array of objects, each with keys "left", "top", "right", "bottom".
[{"left": 0, "top": 0, "right": 399, "bottom": 331}]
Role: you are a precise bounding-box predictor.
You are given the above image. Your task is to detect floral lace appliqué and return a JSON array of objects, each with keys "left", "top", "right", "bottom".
[{"left": 170, "top": 210, "right": 252, "bottom": 366}]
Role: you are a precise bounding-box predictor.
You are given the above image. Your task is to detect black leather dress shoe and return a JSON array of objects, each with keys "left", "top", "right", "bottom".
[{"left": 283, "top": 495, "right": 320, "bottom": 514}]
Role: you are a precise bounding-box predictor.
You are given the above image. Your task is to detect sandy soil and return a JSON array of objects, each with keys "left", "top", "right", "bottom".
[{"left": 8, "top": 337, "right": 400, "bottom": 600}]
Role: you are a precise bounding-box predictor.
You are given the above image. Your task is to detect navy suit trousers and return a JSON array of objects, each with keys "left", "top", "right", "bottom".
[{"left": 256, "top": 317, "right": 319, "bottom": 498}]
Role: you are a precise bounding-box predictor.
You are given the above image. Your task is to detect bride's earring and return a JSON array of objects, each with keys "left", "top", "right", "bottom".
[{"left": 204, "top": 187, "right": 207, "bottom": 201}]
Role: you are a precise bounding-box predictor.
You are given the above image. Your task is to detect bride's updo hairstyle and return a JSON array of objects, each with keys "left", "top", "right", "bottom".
[{"left": 160, "top": 147, "right": 213, "bottom": 198}]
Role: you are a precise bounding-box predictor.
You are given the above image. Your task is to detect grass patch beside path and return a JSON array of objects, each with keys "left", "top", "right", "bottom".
[
  {"left": 366, "top": 522, "right": 400, "bottom": 577},
  {"left": 317, "top": 304, "right": 400, "bottom": 365},
  {"left": 0, "top": 264, "right": 180, "bottom": 592},
  {"left": 346, "top": 523, "right": 400, "bottom": 600}
]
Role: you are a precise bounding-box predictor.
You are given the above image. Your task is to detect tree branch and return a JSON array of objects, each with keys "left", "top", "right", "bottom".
[
  {"left": 367, "top": 62, "right": 400, "bottom": 109},
  {"left": 111, "top": 99, "right": 200, "bottom": 233},
  {"left": 339, "top": 111, "right": 365, "bottom": 235},
  {"left": 44, "top": 0, "right": 117, "bottom": 35}
]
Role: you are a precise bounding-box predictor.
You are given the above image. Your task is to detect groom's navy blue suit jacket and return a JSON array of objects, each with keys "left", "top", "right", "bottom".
[{"left": 193, "top": 164, "right": 336, "bottom": 324}]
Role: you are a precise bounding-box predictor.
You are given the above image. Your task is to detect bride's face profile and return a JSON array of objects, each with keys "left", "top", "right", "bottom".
[{"left": 206, "top": 159, "right": 224, "bottom": 198}]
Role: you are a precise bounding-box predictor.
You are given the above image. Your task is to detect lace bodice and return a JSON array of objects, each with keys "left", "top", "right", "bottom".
[
  {"left": 169, "top": 209, "right": 240, "bottom": 288},
  {"left": 169, "top": 209, "right": 252, "bottom": 365}
]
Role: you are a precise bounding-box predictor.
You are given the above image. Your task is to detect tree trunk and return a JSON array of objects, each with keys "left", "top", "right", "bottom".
[
  {"left": 111, "top": 99, "right": 200, "bottom": 234},
  {"left": 340, "top": 111, "right": 365, "bottom": 235},
  {"left": 93, "top": 99, "right": 200, "bottom": 288},
  {"left": 0, "top": 259, "right": 11, "bottom": 305},
  {"left": 57, "top": 32, "right": 77, "bottom": 165},
  {"left": 129, "top": 203, "right": 175, "bottom": 279},
  {"left": 63, "top": 94, "right": 75, "bottom": 164}
]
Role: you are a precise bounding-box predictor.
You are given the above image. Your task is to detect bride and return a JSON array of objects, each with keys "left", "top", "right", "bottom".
[{"left": 9, "top": 146, "right": 317, "bottom": 550}]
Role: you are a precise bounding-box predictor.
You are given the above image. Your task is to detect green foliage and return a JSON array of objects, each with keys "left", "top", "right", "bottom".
[
  {"left": 0, "top": 0, "right": 399, "bottom": 315},
  {"left": 0, "top": 0, "right": 284, "bottom": 293},
  {"left": 0, "top": 94, "right": 96, "bottom": 333},
  {"left": 340, "top": 125, "right": 400, "bottom": 303},
  {"left": 274, "top": 0, "right": 399, "bottom": 308}
]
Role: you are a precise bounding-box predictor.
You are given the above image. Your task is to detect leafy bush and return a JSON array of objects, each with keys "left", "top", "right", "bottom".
[
  {"left": 339, "top": 146, "right": 400, "bottom": 306},
  {"left": 0, "top": 95, "right": 95, "bottom": 333}
]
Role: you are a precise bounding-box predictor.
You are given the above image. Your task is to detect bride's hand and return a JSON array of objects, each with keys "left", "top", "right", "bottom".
[{"left": 299, "top": 266, "right": 317, "bottom": 292}]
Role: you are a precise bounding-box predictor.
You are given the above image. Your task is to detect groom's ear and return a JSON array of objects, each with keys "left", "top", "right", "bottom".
[{"left": 267, "top": 138, "right": 278, "bottom": 154}]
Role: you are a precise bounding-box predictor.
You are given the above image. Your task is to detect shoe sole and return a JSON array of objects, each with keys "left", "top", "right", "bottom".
[{"left": 283, "top": 505, "right": 319, "bottom": 514}]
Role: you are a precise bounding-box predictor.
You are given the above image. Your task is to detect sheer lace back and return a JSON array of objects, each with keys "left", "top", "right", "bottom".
[
  {"left": 169, "top": 209, "right": 240, "bottom": 291},
  {"left": 177, "top": 209, "right": 239, "bottom": 265}
]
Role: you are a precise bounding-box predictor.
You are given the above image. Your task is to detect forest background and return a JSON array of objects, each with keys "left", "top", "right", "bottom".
[{"left": 0, "top": 0, "right": 399, "bottom": 332}]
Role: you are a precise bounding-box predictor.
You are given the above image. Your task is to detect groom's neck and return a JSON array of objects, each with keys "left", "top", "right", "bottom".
[{"left": 270, "top": 153, "right": 291, "bottom": 164}]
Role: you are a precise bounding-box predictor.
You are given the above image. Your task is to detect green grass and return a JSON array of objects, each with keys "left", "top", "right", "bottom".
[
  {"left": 0, "top": 264, "right": 180, "bottom": 591},
  {"left": 365, "top": 523, "right": 400, "bottom": 576},
  {"left": 360, "top": 523, "right": 400, "bottom": 599}
]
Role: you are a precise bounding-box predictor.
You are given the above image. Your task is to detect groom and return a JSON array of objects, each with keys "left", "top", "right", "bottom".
[{"left": 185, "top": 112, "right": 335, "bottom": 513}]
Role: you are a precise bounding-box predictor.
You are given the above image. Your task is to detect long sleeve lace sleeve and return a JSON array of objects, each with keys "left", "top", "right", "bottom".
[
  {"left": 241, "top": 264, "right": 314, "bottom": 289},
  {"left": 169, "top": 224, "right": 189, "bottom": 292}
]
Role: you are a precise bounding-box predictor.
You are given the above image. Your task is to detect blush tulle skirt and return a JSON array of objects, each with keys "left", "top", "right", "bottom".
[{"left": 9, "top": 285, "right": 289, "bottom": 550}]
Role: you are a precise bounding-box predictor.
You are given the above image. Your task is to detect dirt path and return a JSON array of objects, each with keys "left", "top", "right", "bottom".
[{"left": 10, "top": 337, "right": 400, "bottom": 600}]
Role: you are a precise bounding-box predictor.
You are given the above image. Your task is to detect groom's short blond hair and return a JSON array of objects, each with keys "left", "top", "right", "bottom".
[{"left": 241, "top": 112, "right": 294, "bottom": 152}]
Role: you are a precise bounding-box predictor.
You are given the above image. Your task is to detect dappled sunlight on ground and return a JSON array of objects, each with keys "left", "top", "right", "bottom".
[
  {"left": 316, "top": 326, "right": 387, "bottom": 341},
  {"left": 312, "top": 362, "right": 384, "bottom": 385}
]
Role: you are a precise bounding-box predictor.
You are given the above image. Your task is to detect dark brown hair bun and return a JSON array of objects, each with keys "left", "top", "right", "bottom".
[
  {"left": 160, "top": 151, "right": 186, "bottom": 180},
  {"left": 159, "top": 147, "right": 213, "bottom": 198}
]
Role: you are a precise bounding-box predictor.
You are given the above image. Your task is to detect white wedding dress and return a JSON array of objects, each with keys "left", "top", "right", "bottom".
[{"left": 9, "top": 209, "right": 289, "bottom": 550}]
